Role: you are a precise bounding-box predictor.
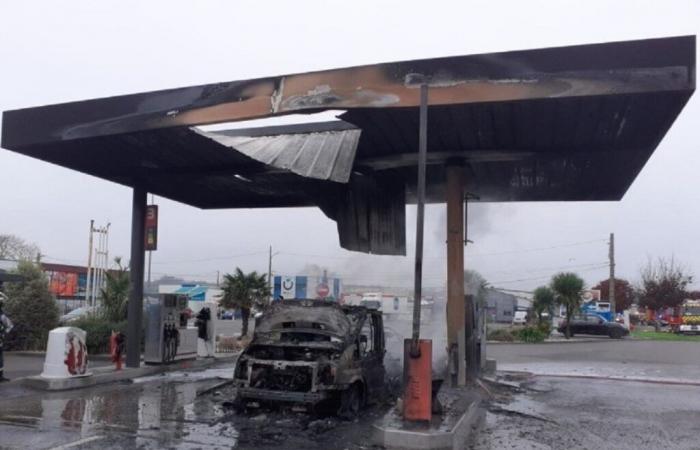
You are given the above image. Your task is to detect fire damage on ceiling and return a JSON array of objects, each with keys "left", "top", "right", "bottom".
[{"left": 1, "top": 36, "right": 695, "bottom": 255}]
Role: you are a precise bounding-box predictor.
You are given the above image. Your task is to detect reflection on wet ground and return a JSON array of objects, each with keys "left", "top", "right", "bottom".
[
  {"left": 0, "top": 364, "right": 388, "bottom": 449},
  {"left": 0, "top": 366, "right": 236, "bottom": 449}
]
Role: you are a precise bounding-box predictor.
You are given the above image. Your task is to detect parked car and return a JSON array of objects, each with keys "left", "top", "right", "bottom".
[
  {"left": 232, "top": 299, "right": 385, "bottom": 418},
  {"left": 557, "top": 314, "right": 629, "bottom": 339},
  {"left": 512, "top": 310, "right": 528, "bottom": 325},
  {"left": 59, "top": 306, "right": 100, "bottom": 324}
]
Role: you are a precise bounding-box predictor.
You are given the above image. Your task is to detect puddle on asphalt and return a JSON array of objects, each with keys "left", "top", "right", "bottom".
[
  {"left": 0, "top": 369, "right": 239, "bottom": 449},
  {"left": 133, "top": 367, "right": 234, "bottom": 384}
]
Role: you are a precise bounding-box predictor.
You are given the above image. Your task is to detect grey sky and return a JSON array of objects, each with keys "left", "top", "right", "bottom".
[{"left": 1, "top": 1, "right": 698, "bottom": 291}]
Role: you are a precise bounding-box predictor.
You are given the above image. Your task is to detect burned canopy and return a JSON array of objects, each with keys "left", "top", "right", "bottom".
[{"left": 1, "top": 35, "right": 695, "bottom": 255}]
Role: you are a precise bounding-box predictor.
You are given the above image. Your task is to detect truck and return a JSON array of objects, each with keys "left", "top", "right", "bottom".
[
  {"left": 232, "top": 299, "right": 385, "bottom": 418},
  {"left": 672, "top": 299, "right": 700, "bottom": 335}
]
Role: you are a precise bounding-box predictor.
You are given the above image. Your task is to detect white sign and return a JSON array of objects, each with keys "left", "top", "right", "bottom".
[
  {"left": 281, "top": 276, "right": 296, "bottom": 299},
  {"left": 581, "top": 289, "right": 601, "bottom": 303}
]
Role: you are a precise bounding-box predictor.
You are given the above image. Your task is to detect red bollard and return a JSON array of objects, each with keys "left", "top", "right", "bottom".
[{"left": 403, "top": 339, "right": 432, "bottom": 422}]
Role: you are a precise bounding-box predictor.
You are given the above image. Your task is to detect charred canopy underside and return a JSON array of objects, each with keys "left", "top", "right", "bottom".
[{"left": 1, "top": 36, "right": 695, "bottom": 255}]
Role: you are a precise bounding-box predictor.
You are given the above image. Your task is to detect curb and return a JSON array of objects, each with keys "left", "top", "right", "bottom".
[
  {"left": 531, "top": 373, "right": 700, "bottom": 387},
  {"left": 486, "top": 338, "right": 610, "bottom": 345},
  {"left": 17, "top": 354, "right": 239, "bottom": 391}
]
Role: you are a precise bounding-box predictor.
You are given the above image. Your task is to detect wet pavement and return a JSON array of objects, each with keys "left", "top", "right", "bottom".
[
  {"left": 471, "top": 375, "right": 700, "bottom": 450},
  {"left": 0, "top": 361, "right": 392, "bottom": 449},
  {"left": 487, "top": 339, "right": 700, "bottom": 383},
  {"left": 1, "top": 340, "right": 698, "bottom": 449},
  {"left": 2, "top": 352, "right": 111, "bottom": 380}
]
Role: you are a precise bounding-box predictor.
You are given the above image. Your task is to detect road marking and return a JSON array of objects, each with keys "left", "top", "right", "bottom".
[{"left": 50, "top": 435, "right": 105, "bottom": 450}]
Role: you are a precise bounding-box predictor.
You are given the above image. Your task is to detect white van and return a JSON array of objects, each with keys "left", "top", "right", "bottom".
[{"left": 512, "top": 310, "right": 528, "bottom": 325}]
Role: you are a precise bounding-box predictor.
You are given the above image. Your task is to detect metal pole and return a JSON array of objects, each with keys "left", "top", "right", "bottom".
[
  {"left": 97, "top": 227, "right": 105, "bottom": 303},
  {"left": 92, "top": 229, "right": 101, "bottom": 306},
  {"left": 105, "top": 223, "right": 111, "bottom": 284},
  {"left": 147, "top": 194, "right": 154, "bottom": 292},
  {"left": 446, "top": 165, "right": 466, "bottom": 385},
  {"left": 268, "top": 245, "right": 273, "bottom": 302},
  {"left": 609, "top": 233, "right": 615, "bottom": 318},
  {"left": 85, "top": 220, "right": 94, "bottom": 307},
  {"left": 411, "top": 83, "right": 428, "bottom": 344},
  {"left": 126, "top": 187, "right": 147, "bottom": 368}
]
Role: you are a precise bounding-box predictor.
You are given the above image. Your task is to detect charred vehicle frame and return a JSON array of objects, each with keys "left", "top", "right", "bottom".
[{"left": 233, "top": 300, "right": 385, "bottom": 416}]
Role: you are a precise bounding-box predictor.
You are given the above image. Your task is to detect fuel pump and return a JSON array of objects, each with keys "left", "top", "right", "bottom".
[{"left": 145, "top": 294, "right": 197, "bottom": 364}]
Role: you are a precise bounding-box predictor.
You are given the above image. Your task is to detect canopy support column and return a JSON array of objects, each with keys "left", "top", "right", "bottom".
[
  {"left": 126, "top": 186, "right": 146, "bottom": 368},
  {"left": 446, "top": 164, "right": 466, "bottom": 386}
]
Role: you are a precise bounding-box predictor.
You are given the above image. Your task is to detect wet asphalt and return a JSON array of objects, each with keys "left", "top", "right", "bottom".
[
  {"left": 0, "top": 340, "right": 698, "bottom": 449},
  {"left": 487, "top": 339, "right": 700, "bottom": 382},
  {"left": 0, "top": 363, "right": 393, "bottom": 450},
  {"left": 471, "top": 376, "right": 700, "bottom": 450}
]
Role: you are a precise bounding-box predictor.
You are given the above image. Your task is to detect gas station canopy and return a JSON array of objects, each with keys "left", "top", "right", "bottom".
[{"left": 1, "top": 35, "right": 695, "bottom": 255}]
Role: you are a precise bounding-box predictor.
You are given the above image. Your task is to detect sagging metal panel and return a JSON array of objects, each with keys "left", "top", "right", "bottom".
[
  {"left": 195, "top": 121, "right": 361, "bottom": 183},
  {"left": 319, "top": 174, "right": 406, "bottom": 255}
]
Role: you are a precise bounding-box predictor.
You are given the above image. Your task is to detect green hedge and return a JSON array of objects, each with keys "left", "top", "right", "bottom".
[
  {"left": 71, "top": 316, "right": 128, "bottom": 355},
  {"left": 487, "top": 324, "right": 549, "bottom": 343},
  {"left": 517, "top": 326, "right": 547, "bottom": 343},
  {"left": 487, "top": 328, "right": 517, "bottom": 342}
]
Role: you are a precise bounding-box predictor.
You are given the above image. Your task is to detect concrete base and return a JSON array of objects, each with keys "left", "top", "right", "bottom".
[
  {"left": 373, "top": 387, "right": 484, "bottom": 450},
  {"left": 483, "top": 358, "right": 497, "bottom": 375},
  {"left": 21, "top": 355, "right": 237, "bottom": 391}
]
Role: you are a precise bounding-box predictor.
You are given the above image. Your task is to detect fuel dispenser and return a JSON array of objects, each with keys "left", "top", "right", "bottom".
[{"left": 145, "top": 294, "right": 198, "bottom": 364}]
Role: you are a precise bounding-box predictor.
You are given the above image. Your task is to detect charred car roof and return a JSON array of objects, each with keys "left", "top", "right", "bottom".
[{"left": 255, "top": 300, "right": 372, "bottom": 338}]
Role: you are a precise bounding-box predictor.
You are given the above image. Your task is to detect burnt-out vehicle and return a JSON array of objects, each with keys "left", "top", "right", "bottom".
[{"left": 232, "top": 300, "right": 385, "bottom": 417}]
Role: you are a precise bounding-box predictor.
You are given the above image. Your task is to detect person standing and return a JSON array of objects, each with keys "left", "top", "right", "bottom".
[
  {"left": 195, "top": 307, "right": 214, "bottom": 357},
  {"left": 0, "top": 300, "right": 14, "bottom": 382}
]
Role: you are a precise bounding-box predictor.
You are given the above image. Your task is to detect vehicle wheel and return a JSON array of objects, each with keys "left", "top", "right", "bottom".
[
  {"left": 609, "top": 330, "right": 622, "bottom": 339},
  {"left": 338, "top": 383, "right": 362, "bottom": 420}
]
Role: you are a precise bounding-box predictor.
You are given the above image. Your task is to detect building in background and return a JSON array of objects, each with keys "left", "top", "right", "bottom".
[
  {"left": 158, "top": 284, "right": 222, "bottom": 313},
  {"left": 484, "top": 289, "right": 517, "bottom": 323},
  {"left": 272, "top": 273, "right": 342, "bottom": 301}
]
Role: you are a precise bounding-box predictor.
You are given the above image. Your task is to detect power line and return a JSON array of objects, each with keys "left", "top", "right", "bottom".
[
  {"left": 484, "top": 261, "right": 609, "bottom": 277},
  {"left": 468, "top": 239, "right": 607, "bottom": 257},
  {"left": 151, "top": 250, "right": 268, "bottom": 265},
  {"left": 490, "top": 264, "right": 609, "bottom": 285}
]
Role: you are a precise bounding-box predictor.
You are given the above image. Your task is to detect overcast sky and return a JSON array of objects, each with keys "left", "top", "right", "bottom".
[{"left": 1, "top": 1, "right": 698, "bottom": 292}]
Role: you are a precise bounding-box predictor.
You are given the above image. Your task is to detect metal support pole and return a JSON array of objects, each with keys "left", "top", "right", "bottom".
[
  {"left": 147, "top": 194, "right": 154, "bottom": 293},
  {"left": 268, "top": 245, "right": 273, "bottom": 303},
  {"left": 85, "top": 220, "right": 94, "bottom": 307},
  {"left": 92, "top": 229, "right": 102, "bottom": 306},
  {"left": 126, "top": 187, "right": 147, "bottom": 368},
  {"left": 411, "top": 83, "right": 429, "bottom": 346},
  {"left": 446, "top": 164, "right": 466, "bottom": 385},
  {"left": 609, "top": 233, "right": 615, "bottom": 318}
]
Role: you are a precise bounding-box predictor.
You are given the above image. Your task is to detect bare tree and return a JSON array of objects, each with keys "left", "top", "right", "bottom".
[
  {"left": 639, "top": 257, "right": 692, "bottom": 329},
  {"left": 0, "top": 234, "right": 40, "bottom": 261}
]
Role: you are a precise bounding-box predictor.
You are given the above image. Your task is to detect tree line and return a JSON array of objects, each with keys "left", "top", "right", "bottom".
[{"left": 531, "top": 256, "right": 695, "bottom": 339}]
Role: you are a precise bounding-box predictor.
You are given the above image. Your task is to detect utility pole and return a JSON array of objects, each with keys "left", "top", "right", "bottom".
[
  {"left": 268, "top": 245, "right": 273, "bottom": 302},
  {"left": 609, "top": 232, "right": 615, "bottom": 319},
  {"left": 216, "top": 270, "right": 220, "bottom": 287}
]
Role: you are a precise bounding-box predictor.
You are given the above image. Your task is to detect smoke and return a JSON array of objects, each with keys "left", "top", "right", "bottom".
[
  {"left": 433, "top": 202, "right": 505, "bottom": 246},
  {"left": 296, "top": 263, "right": 338, "bottom": 278}
]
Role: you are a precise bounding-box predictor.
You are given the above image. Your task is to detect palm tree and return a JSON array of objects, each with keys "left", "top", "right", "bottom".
[
  {"left": 101, "top": 257, "right": 129, "bottom": 322},
  {"left": 532, "top": 286, "right": 555, "bottom": 324},
  {"left": 551, "top": 272, "right": 584, "bottom": 339},
  {"left": 219, "top": 268, "right": 270, "bottom": 337}
]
